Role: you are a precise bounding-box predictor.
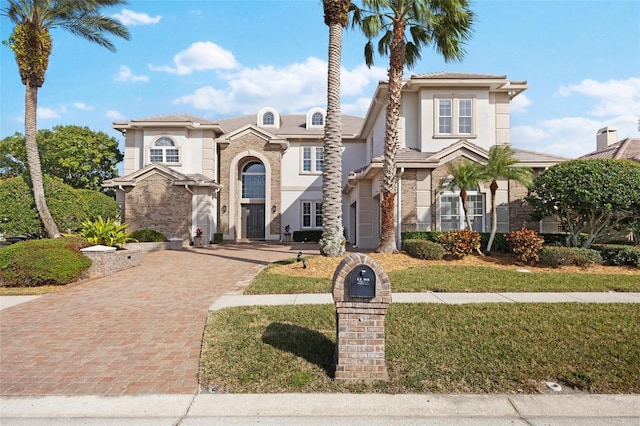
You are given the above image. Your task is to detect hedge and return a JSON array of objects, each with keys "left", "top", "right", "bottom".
[
  {"left": 293, "top": 230, "right": 323, "bottom": 243},
  {"left": 538, "top": 246, "right": 603, "bottom": 267},
  {"left": 591, "top": 244, "right": 640, "bottom": 268},
  {"left": 0, "top": 237, "right": 91, "bottom": 287}
]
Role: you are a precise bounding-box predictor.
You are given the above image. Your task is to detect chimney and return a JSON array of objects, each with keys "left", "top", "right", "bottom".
[{"left": 597, "top": 127, "right": 618, "bottom": 150}]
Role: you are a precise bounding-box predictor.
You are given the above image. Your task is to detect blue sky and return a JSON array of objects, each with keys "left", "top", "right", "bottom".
[{"left": 1, "top": 0, "right": 639, "bottom": 162}]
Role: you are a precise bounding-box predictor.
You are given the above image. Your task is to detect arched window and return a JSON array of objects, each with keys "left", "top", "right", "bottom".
[
  {"left": 150, "top": 136, "right": 179, "bottom": 163},
  {"left": 311, "top": 112, "right": 324, "bottom": 126},
  {"left": 262, "top": 112, "right": 275, "bottom": 126},
  {"left": 241, "top": 162, "right": 266, "bottom": 199}
]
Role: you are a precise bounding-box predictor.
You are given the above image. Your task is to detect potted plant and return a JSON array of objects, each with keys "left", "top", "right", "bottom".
[
  {"left": 194, "top": 227, "right": 203, "bottom": 246},
  {"left": 283, "top": 224, "right": 291, "bottom": 243}
]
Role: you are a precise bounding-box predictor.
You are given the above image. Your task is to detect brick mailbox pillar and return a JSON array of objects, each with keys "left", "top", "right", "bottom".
[{"left": 332, "top": 253, "right": 392, "bottom": 382}]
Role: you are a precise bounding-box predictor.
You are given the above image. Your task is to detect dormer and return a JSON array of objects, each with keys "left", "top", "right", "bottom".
[
  {"left": 306, "top": 107, "right": 326, "bottom": 129},
  {"left": 257, "top": 107, "right": 280, "bottom": 129}
]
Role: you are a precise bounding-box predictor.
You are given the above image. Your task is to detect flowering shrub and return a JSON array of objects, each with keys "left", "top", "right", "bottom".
[
  {"left": 437, "top": 229, "right": 481, "bottom": 258},
  {"left": 505, "top": 228, "right": 544, "bottom": 263}
]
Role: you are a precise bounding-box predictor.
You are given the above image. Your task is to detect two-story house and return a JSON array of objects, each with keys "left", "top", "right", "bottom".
[{"left": 103, "top": 72, "right": 565, "bottom": 249}]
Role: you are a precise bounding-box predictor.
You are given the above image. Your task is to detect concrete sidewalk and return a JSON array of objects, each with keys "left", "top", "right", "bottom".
[
  {"left": 209, "top": 291, "right": 640, "bottom": 310},
  {"left": 2, "top": 393, "right": 639, "bottom": 425}
]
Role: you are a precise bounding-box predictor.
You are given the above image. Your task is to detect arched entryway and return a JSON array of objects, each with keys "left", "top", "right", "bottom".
[{"left": 240, "top": 160, "right": 266, "bottom": 239}]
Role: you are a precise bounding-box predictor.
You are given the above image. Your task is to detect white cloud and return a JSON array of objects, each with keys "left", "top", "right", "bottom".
[
  {"left": 73, "top": 102, "right": 94, "bottom": 111},
  {"left": 106, "top": 110, "right": 125, "bottom": 121},
  {"left": 510, "top": 93, "right": 531, "bottom": 114},
  {"left": 112, "top": 9, "right": 161, "bottom": 26},
  {"left": 37, "top": 106, "right": 65, "bottom": 120},
  {"left": 174, "top": 56, "right": 385, "bottom": 116},
  {"left": 115, "top": 65, "right": 149, "bottom": 82},
  {"left": 150, "top": 42, "right": 239, "bottom": 75},
  {"left": 558, "top": 77, "right": 640, "bottom": 116},
  {"left": 342, "top": 98, "right": 375, "bottom": 117}
]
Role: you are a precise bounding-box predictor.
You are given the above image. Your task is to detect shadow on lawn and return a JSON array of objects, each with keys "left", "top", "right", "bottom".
[{"left": 262, "top": 322, "right": 335, "bottom": 378}]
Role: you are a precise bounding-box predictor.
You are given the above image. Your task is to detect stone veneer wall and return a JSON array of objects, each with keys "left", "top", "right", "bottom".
[
  {"left": 124, "top": 174, "right": 192, "bottom": 240},
  {"left": 400, "top": 169, "right": 418, "bottom": 232},
  {"left": 83, "top": 250, "right": 142, "bottom": 278},
  {"left": 218, "top": 132, "right": 283, "bottom": 238},
  {"left": 332, "top": 253, "right": 392, "bottom": 382}
]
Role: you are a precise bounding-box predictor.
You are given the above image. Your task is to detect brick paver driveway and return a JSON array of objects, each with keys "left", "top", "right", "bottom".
[{"left": 0, "top": 244, "right": 315, "bottom": 395}]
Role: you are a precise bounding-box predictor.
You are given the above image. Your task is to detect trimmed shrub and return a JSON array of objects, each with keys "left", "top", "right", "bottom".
[
  {"left": 0, "top": 237, "right": 91, "bottom": 287},
  {"left": 539, "top": 246, "right": 603, "bottom": 267},
  {"left": 438, "top": 229, "right": 481, "bottom": 258},
  {"left": 128, "top": 229, "right": 167, "bottom": 242},
  {"left": 293, "top": 230, "right": 322, "bottom": 243},
  {"left": 403, "top": 239, "right": 445, "bottom": 260},
  {"left": 401, "top": 231, "right": 442, "bottom": 243},
  {"left": 213, "top": 233, "right": 223, "bottom": 244},
  {"left": 505, "top": 228, "right": 544, "bottom": 264},
  {"left": 539, "top": 233, "right": 588, "bottom": 247},
  {"left": 591, "top": 244, "right": 640, "bottom": 268}
]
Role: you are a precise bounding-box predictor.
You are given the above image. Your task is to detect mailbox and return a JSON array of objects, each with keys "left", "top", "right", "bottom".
[{"left": 349, "top": 265, "right": 376, "bottom": 298}]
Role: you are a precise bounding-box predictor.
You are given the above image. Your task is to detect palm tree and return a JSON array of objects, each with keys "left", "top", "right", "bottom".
[
  {"left": 441, "top": 160, "right": 482, "bottom": 231},
  {"left": 481, "top": 145, "right": 532, "bottom": 252},
  {"left": 353, "top": 0, "right": 474, "bottom": 253},
  {"left": 2, "top": 0, "right": 130, "bottom": 238},
  {"left": 319, "top": 0, "right": 351, "bottom": 257}
]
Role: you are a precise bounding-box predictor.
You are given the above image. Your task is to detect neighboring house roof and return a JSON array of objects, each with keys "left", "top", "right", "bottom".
[
  {"left": 579, "top": 138, "right": 640, "bottom": 162},
  {"left": 103, "top": 162, "right": 220, "bottom": 188}
]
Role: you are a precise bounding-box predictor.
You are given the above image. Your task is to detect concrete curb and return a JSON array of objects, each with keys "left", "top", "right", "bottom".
[{"left": 2, "top": 394, "right": 639, "bottom": 420}]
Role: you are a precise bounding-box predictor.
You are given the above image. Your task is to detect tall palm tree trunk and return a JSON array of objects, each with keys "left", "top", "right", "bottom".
[
  {"left": 25, "top": 83, "right": 60, "bottom": 238},
  {"left": 377, "top": 19, "right": 405, "bottom": 253},
  {"left": 320, "top": 21, "right": 345, "bottom": 257},
  {"left": 486, "top": 180, "right": 498, "bottom": 252}
]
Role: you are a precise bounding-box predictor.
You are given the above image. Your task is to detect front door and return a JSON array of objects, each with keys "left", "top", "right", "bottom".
[{"left": 242, "top": 204, "right": 265, "bottom": 239}]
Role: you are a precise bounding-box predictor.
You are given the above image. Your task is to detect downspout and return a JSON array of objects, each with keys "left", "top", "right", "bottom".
[
  {"left": 396, "top": 167, "right": 404, "bottom": 250},
  {"left": 184, "top": 184, "right": 196, "bottom": 241}
]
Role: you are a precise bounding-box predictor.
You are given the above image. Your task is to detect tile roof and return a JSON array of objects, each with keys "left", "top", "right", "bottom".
[
  {"left": 511, "top": 148, "right": 570, "bottom": 163},
  {"left": 115, "top": 114, "right": 218, "bottom": 125},
  {"left": 579, "top": 138, "right": 640, "bottom": 162},
  {"left": 216, "top": 114, "right": 363, "bottom": 137}
]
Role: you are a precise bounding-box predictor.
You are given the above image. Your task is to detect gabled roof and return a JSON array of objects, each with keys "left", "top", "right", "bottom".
[
  {"left": 102, "top": 162, "right": 220, "bottom": 188},
  {"left": 511, "top": 148, "right": 570, "bottom": 167},
  {"left": 579, "top": 138, "right": 640, "bottom": 162}
]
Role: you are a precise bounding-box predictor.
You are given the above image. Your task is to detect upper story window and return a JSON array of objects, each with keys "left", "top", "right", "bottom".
[
  {"left": 257, "top": 107, "right": 280, "bottom": 128},
  {"left": 436, "top": 97, "right": 475, "bottom": 136},
  {"left": 241, "top": 162, "right": 266, "bottom": 199},
  {"left": 311, "top": 112, "right": 323, "bottom": 126},
  {"left": 149, "top": 136, "right": 179, "bottom": 164},
  {"left": 302, "top": 146, "right": 323, "bottom": 173},
  {"left": 306, "top": 107, "right": 326, "bottom": 129},
  {"left": 262, "top": 112, "right": 274, "bottom": 126}
]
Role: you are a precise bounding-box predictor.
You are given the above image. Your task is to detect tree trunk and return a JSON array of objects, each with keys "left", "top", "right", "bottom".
[
  {"left": 319, "top": 20, "right": 345, "bottom": 257},
  {"left": 486, "top": 180, "right": 498, "bottom": 252},
  {"left": 377, "top": 19, "right": 406, "bottom": 254},
  {"left": 25, "top": 83, "right": 60, "bottom": 238}
]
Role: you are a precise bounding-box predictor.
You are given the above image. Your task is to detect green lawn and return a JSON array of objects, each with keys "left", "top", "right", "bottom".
[
  {"left": 200, "top": 303, "right": 640, "bottom": 394},
  {"left": 245, "top": 264, "right": 640, "bottom": 294}
]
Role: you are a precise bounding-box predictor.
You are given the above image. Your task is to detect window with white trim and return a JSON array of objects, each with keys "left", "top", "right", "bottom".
[
  {"left": 301, "top": 146, "right": 323, "bottom": 173},
  {"left": 311, "top": 112, "right": 324, "bottom": 126},
  {"left": 149, "top": 136, "right": 179, "bottom": 164},
  {"left": 241, "top": 162, "right": 266, "bottom": 199},
  {"left": 440, "top": 192, "right": 484, "bottom": 232},
  {"left": 262, "top": 112, "right": 274, "bottom": 126},
  {"left": 436, "top": 97, "right": 474, "bottom": 136},
  {"left": 302, "top": 201, "right": 323, "bottom": 228}
]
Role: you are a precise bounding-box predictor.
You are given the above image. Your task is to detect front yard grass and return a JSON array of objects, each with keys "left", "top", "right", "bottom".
[
  {"left": 200, "top": 303, "right": 640, "bottom": 394},
  {"left": 245, "top": 253, "right": 640, "bottom": 294}
]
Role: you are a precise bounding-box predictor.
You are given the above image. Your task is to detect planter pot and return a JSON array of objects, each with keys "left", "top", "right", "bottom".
[
  {"left": 284, "top": 233, "right": 292, "bottom": 243},
  {"left": 194, "top": 236, "right": 202, "bottom": 246}
]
